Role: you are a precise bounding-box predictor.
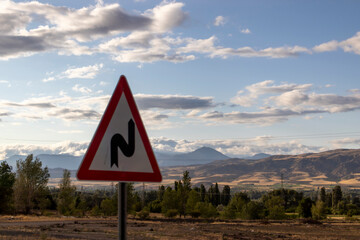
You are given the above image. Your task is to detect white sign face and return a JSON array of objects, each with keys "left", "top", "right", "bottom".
[
  {"left": 77, "top": 75, "right": 162, "bottom": 182},
  {"left": 89, "top": 93, "right": 153, "bottom": 173}
]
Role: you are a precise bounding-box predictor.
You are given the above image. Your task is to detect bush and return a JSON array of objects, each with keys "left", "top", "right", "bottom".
[
  {"left": 222, "top": 205, "right": 236, "bottom": 219},
  {"left": 90, "top": 205, "right": 102, "bottom": 216},
  {"left": 264, "top": 196, "right": 287, "bottom": 220},
  {"left": 194, "top": 202, "right": 218, "bottom": 218},
  {"left": 297, "top": 198, "right": 313, "bottom": 218},
  {"left": 149, "top": 200, "right": 162, "bottom": 213},
  {"left": 241, "top": 201, "right": 264, "bottom": 220},
  {"left": 311, "top": 201, "right": 326, "bottom": 220},
  {"left": 100, "top": 198, "right": 117, "bottom": 216},
  {"left": 165, "top": 209, "right": 178, "bottom": 218},
  {"left": 138, "top": 208, "right": 150, "bottom": 219},
  {"left": 189, "top": 210, "right": 201, "bottom": 218},
  {"left": 268, "top": 205, "right": 287, "bottom": 220}
]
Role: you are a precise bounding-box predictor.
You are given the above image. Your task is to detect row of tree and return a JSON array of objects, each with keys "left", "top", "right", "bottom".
[{"left": 1, "top": 154, "right": 360, "bottom": 220}]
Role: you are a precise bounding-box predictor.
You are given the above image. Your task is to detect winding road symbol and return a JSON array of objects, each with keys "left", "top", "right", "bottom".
[
  {"left": 77, "top": 75, "right": 161, "bottom": 182},
  {"left": 110, "top": 119, "right": 135, "bottom": 167}
]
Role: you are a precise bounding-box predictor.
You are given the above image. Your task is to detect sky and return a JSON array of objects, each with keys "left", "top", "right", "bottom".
[{"left": 0, "top": 0, "right": 360, "bottom": 160}]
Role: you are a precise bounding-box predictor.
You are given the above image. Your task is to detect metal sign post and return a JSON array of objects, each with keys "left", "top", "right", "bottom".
[{"left": 118, "top": 182, "right": 127, "bottom": 240}]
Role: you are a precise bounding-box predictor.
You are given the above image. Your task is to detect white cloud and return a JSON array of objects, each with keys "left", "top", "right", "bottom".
[
  {"left": 240, "top": 28, "right": 251, "bottom": 34},
  {"left": 0, "top": 141, "right": 89, "bottom": 159},
  {"left": 151, "top": 137, "right": 326, "bottom": 157},
  {"left": 0, "top": 1, "right": 154, "bottom": 60},
  {"left": 99, "top": 33, "right": 196, "bottom": 63},
  {"left": 313, "top": 40, "right": 338, "bottom": 52},
  {"left": 0, "top": 1, "right": 315, "bottom": 63},
  {"left": 0, "top": 136, "right": 326, "bottom": 160},
  {"left": 214, "top": 16, "right": 226, "bottom": 26},
  {"left": 340, "top": 32, "right": 360, "bottom": 55},
  {"left": 0, "top": 80, "right": 11, "bottom": 87},
  {"left": 0, "top": 92, "right": 216, "bottom": 127},
  {"left": 62, "top": 64, "right": 103, "bottom": 79},
  {"left": 42, "top": 64, "right": 103, "bottom": 82},
  {"left": 195, "top": 80, "right": 360, "bottom": 126},
  {"left": 313, "top": 32, "right": 360, "bottom": 55},
  {"left": 42, "top": 77, "right": 55, "bottom": 83},
  {"left": 196, "top": 108, "right": 325, "bottom": 126},
  {"left": 231, "top": 80, "right": 312, "bottom": 107},
  {"left": 0, "top": 95, "right": 109, "bottom": 122},
  {"left": 178, "top": 36, "right": 311, "bottom": 59},
  {"left": 145, "top": 1, "right": 187, "bottom": 33},
  {"left": 331, "top": 138, "right": 360, "bottom": 148},
  {"left": 72, "top": 84, "right": 92, "bottom": 94}
]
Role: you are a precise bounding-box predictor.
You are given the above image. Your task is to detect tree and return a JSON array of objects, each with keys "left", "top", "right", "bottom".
[
  {"left": 157, "top": 185, "right": 165, "bottom": 201},
  {"left": 194, "top": 202, "right": 218, "bottom": 218},
  {"left": 57, "top": 169, "right": 76, "bottom": 215},
  {"left": 200, "top": 184, "right": 206, "bottom": 202},
  {"left": 186, "top": 189, "right": 201, "bottom": 216},
  {"left": 332, "top": 185, "right": 342, "bottom": 209},
  {"left": 241, "top": 201, "right": 264, "bottom": 220},
  {"left": 182, "top": 170, "right": 191, "bottom": 191},
  {"left": 221, "top": 185, "right": 231, "bottom": 206},
  {"left": 101, "top": 198, "right": 117, "bottom": 216},
  {"left": 297, "top": 197, "right": 313, "bottom": 218},
  {"left": 13, "top": 154, "right": 50, "bottom": 214},
  {"left": 0, "top": 161, "right": 15, "bottom": 213},
  {"left": 213, "top": 183, "right": 220, "bottom": 206},
  {"left": 320, "top": 187, "right": 326, "bottom": 203},
  {"left": 265, "top": 196, "right": 287, "bottom": 220},
  {"left": 175, "top": 171, "right": 192, "bottom": 217},
  {"left": 263, "top": 189, "right": 303, "bottom": 212},
  {"left": 161, "top": 188, "right": 178, "bottom": 215},
  {"left": 311, "top": 200, "right": 326, "bottom": 220},
  {"left": 208, "top": 184, "right": 221, "bottom": 206},
  {"left": 223, "top": 192, "right": 250, "bottom": 219}
]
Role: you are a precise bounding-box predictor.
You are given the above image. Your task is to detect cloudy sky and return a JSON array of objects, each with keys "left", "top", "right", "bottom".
[{"left": 1, "top": 0, "right": 360, "bottom": 159}]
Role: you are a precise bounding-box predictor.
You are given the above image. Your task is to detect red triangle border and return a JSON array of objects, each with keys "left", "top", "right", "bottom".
[{"left": 77, "top": 75, "right": 162, "bottom": 182}]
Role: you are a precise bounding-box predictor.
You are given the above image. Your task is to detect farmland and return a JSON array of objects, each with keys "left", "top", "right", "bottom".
[{"left": 1, "top": 215, "right": 360, "bottom": 239}]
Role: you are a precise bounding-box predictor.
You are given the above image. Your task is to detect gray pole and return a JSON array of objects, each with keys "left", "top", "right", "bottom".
[{"left": 118, "top": 182, "right": 127, "bottom": 240}]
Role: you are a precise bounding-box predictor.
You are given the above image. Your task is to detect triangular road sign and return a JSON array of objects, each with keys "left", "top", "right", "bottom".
[{"left": 77, "top": 75, "right": 162, "bottom": 182}]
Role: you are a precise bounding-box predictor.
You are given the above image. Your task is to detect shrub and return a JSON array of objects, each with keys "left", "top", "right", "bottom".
[
  {"left": 149, "top": 200, "right": 162, "bottom": 213},
  {"left": 241, "top": 201, "right": 264, "bottom": 220},
  {"left": 165, "top": 209, "right": 178, "bottom": 218},
  {"left": 195, "top": 202, "right": 218, "bottom": 218},
  {"left": 297, "top": 198, "right": 313, "bottom": 218},
  {"left": 222, "top": 205, "right": 236, "bottom": 219},
  {"left": 189, "top": 210, "right": 201, "bottom": 218},
  {"left": 268, "top": 205, "right": 287, "bottom": 220},
  {"left": 311, "top": 201, "right": 326, "bottom": 220},
  {"left": 90, "top": 205, "right": 102, "bottom": 216},
  {"left": 138, "top": 208, "right": 150, "bottom": 219}
]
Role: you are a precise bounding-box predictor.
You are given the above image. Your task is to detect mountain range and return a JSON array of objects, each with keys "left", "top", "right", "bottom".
[
  {"left": 3, "top": 148, "right": 360, "bottom": 190},
  {"left": 3, "top": 146, "right": 258, "bottom": 170},
  {"left": 160, "top": 149, "right": 360, "bottom": 190}
]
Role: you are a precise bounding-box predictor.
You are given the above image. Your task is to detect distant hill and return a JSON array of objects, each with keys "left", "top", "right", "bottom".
[
  {"left": 156, "top": 147, "right": 230, "bottom": 166},
  {"left": 3, "top": 154, "right": 82, "bottom": 170},
  {"left": 2, "top": 147, "right": 231, "bottom": 170},
  {"left": 247, "top": 153, "right": 271, "bottom": 160},
  {"left": 160, "top": 149, "right": 360, "bottom": 190},
  {"left": 5, "top": 148, "right": 360, "bottom": 190}
]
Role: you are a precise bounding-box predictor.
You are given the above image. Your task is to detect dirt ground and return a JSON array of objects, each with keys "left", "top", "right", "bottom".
[{"left": 0, "top": 216, "right": 360, "bottom": 240}]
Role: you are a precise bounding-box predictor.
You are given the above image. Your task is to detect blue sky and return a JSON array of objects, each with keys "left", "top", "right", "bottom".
[{"left": 0, "top": 0, "right": 360, "bottom": 159}]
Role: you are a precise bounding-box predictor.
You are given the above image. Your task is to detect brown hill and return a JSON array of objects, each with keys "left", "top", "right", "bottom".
[{"left": 160, "top": 149, "right": 360, "bottom": 190}]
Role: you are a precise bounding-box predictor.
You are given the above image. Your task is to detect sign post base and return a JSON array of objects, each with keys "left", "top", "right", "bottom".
[{"left": 118, "top": 182, "right": 127, "bottom": 240}]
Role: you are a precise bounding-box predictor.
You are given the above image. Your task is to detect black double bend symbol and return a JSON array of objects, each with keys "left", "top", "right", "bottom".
[{"left": 111, "top": 119, "right": 135, "bottom": 167}]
